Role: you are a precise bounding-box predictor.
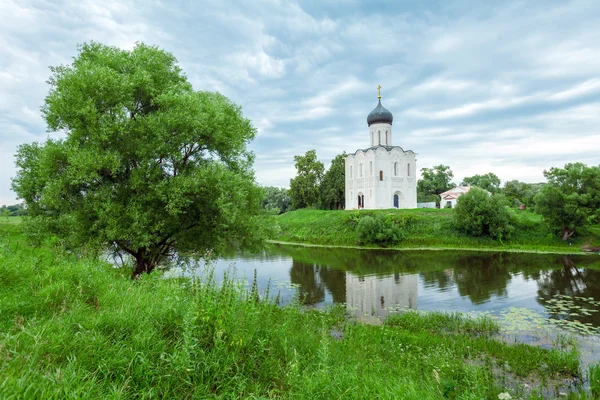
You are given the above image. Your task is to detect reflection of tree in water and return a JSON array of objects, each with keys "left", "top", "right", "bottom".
[
  {"left": 318, "top": 267, "right": 346, "bottom": 303},
  {"left": 277, "top": 243, "right": 600, "bottom": 312},
  {"left": 420, "top": 269, "right": 454, "bottom": 291},
  {"left": 453, "top": 254, "right": 512, "bottom": 304},
  {"left": 420, "top": 254, "right": 513, "bottom": 304},
  {"left": 536, "top": 257, "right": 600, "bottom": 326},
  {"left": 289, "top": 260, "right": 347, "bottom": 305},
  {"left": 289, "top": 260, "right": 325, "bottom": 305}
]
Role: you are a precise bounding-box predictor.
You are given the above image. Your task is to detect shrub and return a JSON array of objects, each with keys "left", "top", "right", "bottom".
[
  {"left": 454, "top": 188, "right": 513, "bottom": 241},
  {"left": 356, "top": 214, "right": 404, "bottom": 246}
]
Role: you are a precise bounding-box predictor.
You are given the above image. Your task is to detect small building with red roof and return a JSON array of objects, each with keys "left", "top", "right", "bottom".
[{"left": 439, "top": 186, "right": 472, "bottom": 209}]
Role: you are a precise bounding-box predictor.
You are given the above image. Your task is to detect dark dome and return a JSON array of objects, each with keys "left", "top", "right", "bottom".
[{"left": 367, "top": 99, "right": 393, "bottom": 126}]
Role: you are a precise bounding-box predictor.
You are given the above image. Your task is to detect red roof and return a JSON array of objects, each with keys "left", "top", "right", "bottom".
[{"left": 439, "top": 186, "right": 471, "bottom": 200}]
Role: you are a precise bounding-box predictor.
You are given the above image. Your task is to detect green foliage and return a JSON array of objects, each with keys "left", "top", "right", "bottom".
[
  {"left": 276, "top": 208, "right": 594, "bottom": 252},
  {"left": 534, "top": 163, "right": 600, "bottom": 240},
  {"left": 461, "top": 172, "right": 501, "bottom": 193},
  {"left": 590, "top": 363, "right": 600, "bottom": 399},
  {"left": 417, "top": 165, "right": 455, "bottom": 205},
  {"left": 453, "top": 188, "right": 514, "bottom": 241},
  {"left": 0, "top": 203, "right": 27, "bottom": 217},
  {"left": 502, "top": 180, "right": 544, "bottom": 208},
  {"left": 11, "top": 42, "right": 266, "bottom": 277},
  {"left": 261, "top": 186, "right": 291, "bottom": 215},
  {"left": 386, "top": 311, "right": 499, "bottom": 337},
  {"left": 356, "top": 214, "right": 404, "bottom": 246},
  {"left": 289, "top": 149, "right": 324, "bottom": 209},
  {"left": 319, "top": 153, "right": 346, "bottom": 210},
  {"left": 0, "top": 225, "right": 584, "bottom": 399}
]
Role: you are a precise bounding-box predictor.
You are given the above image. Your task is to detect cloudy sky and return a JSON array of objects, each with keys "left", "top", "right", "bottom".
[{"left": 1, "top": 0, "right": 600, "bottom": 205}]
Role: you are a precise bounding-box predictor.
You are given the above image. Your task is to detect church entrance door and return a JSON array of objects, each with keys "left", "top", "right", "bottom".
[{"left": 393, "top": 194, "right": 399, "bottom": 208}]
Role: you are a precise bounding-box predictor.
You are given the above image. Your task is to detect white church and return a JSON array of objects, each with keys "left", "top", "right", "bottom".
[{"left": 345, "top": 87, "right": 417, "bottom": 209}]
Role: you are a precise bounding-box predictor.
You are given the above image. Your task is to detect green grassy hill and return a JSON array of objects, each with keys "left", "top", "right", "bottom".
[{"left": 274, "top": 208, "right": 600, "bottom": 254}]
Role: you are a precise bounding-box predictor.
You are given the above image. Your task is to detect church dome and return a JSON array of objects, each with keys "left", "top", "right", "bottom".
[{"left": 367, "top": 99, "right": 393, "bottom": 126}]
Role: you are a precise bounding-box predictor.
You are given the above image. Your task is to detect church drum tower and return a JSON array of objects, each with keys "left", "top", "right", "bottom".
[{"left": 345, "top": 86, "right": 417, "bottom": 210}]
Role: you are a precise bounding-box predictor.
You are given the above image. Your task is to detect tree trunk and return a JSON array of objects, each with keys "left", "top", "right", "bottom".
[
  {"left": 562, "top": 228, "right": 575, "bottom": 241},
  {"left": 131, "top": 249, "right": 156, "bottom": 279}
]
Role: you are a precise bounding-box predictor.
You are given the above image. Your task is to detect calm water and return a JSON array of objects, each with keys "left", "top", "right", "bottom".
[{"left": 176, "top": 244, "right": 600, "bottom": 331}]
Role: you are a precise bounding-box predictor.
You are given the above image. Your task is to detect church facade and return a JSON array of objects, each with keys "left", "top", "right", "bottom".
[{"left": 345, "top": 89, "right": 417, "bottom": 210}]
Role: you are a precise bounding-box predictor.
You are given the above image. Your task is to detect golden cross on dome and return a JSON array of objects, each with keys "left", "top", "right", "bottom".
[{"left": 377, "top": 85, "right": 382, "bottom": 99}]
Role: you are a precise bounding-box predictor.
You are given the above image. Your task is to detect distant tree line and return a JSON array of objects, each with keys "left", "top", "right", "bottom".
[
  {"left": 417, "top": 163, "right": 600, "bottom": 241},
  {"left": 261, "top": 150, "right": 345, "bottom": 214},
  {"left": 1, "top": 203, "right": 27, "bottom": 217},
  {"left": 416, "top": 165, "right": 543, "bottom": 208},
  {"left": 275, "top": 149, "right": 599, "bottom": 242}
]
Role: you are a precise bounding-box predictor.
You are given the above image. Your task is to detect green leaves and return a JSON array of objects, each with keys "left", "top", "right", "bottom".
[
  {"left": 454, "top": 188, "right": 513, "bottom": 241},
  {"left": 319, "top": 153, "right": 346, "bottom": 210},
  {"left": 289, "top": 150, "right": 324, "bottom": 209},
  {"left": 417, "top": 165, "right": 455, "bottom": 204},
  {"left": 13, "top": 42, "right": 264, "bottom": 276},
  {"left": 534, "top": 163, "right": 600, "bottom": 240},
  {"left": 461, "top": 173, "right": 501, "bottom": 194},
  {"left": 356, "top": 214, "right": 405, "bottom": 246}
]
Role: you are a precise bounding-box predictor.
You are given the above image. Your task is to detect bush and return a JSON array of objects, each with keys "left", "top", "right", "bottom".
[
  {"left": 454, "top": 188, "right": 513, "bottom": 241},
  {"left": 356, "top": 214, "right": 404, "bottom": 246}
]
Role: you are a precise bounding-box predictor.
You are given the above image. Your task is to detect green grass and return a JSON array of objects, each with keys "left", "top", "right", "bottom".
[
  {"left": 0, "top": 224, "right": 589, "bottom": 398},
  {"left": 274, "top": 208, "right": 600, "bottom": 254},
  {"left": 0, "top": 216, "right": 22, "bottom": 225}
]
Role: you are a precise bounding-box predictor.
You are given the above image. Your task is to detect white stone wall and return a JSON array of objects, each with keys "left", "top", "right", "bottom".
[
  {"left": 369, "top": 122, "right": 392, "bottom": 146},
  {"left": 441, "top": 198, "right": 457, "bottom": 209},
  {"left": 345, "top": 148, "right": 417, "bottom": 210},
  {"left": 345, "top": 116, "right": 417, "bottom": 209}
]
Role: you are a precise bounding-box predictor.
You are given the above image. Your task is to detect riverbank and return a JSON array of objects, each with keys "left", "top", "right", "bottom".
[
  {"left": 274, "top": 208, "right": 600, "bottom": 255},
  {"left": 1, "top": 223, "right": 595, "bottom": 398}
]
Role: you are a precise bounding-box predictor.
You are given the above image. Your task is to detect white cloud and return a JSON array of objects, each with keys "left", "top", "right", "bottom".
[{"left": 1, "top": 0, "right": 600, "bottom": 204}]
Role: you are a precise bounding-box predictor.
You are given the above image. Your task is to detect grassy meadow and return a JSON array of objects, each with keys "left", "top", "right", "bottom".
[
  {"left": 274, "top": 208, "right": 600, "bottom": 254},
  {"left": 2, "top": 222, "right": 598, "bottom": 398}
]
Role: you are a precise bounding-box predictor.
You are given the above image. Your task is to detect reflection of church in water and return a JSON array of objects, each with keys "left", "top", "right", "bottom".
[
  {"left": 288, "top": 260, "right": 418, "bottom": 319},
  {"left": 346, "top": 273, "right": 418, "bottom": 319}
]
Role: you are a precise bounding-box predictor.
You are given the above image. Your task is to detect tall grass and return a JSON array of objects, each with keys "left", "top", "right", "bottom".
[{"left": 0, "top": 224, "right": 586, "bottom": 398}]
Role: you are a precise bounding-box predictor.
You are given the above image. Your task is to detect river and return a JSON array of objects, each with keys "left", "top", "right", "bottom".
[{"left": 171, "top": 244, "right": 600, "bottom": 331}]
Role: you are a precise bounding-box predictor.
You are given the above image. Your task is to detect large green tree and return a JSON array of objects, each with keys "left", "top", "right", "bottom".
[
  {"left": 261, "top": 186, "right": 291, "bottom": 214},
  {"left": 534, "top": 163, "right": 600, "bottom": 240},
  {"left": 320, "top": 153, "right": 346, "bottom": 210},
  {"left": 502, "top": 180, "right": 543, "bottom": 207},
  {"left": 417, "top": 165, "right": 455, "bottom": 204},
  {"left": 289, "top": 150, "right": 324, "bottom": 209},
  {"left": 12, "top": 42, "right": 266, "bottom": 278},
  {"left": 461, "top": 173, "right": 501, "bottom": 193}
]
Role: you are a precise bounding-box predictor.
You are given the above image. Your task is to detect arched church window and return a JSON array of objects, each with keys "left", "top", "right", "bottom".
[
  {"left": 350, "top": 166, "right": 352, "bottom": 178},
  {"left": 379, "top": 170, "right": 383, "bottom": 181},
  {"left": 407, "top": 163, "right": 410, "bottom": 177},
  {"left": 394, "top": 162, "right": 398, "bottom": 176},
  {"left": 371, "top": 131, "right": 374, "bottom": 146},
  {"left": 386, "top": 131, "right": 390, "bottom": 145},
  {"left": 378, "top": 131, "right": 381, "bottom": 145},
  {"left": 360, "top": 163, "right": 363, "bottom": 177},
  {"left": 370, "top": 189, "right": 372, "bottom": 198},
  {"left": 370, "top": 161, "right": 373, "bottom": 175}
]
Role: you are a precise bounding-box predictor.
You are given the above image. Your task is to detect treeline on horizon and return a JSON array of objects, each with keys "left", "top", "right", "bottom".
[
  {"left": 0, "top": 203, "right": 27, "bottom": 217},
  {"left": 263, "top": 150, "right": 600, "bottom": 244},
  {"left": 262, "top": 148, "right": 564, "bottom": 213}
]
